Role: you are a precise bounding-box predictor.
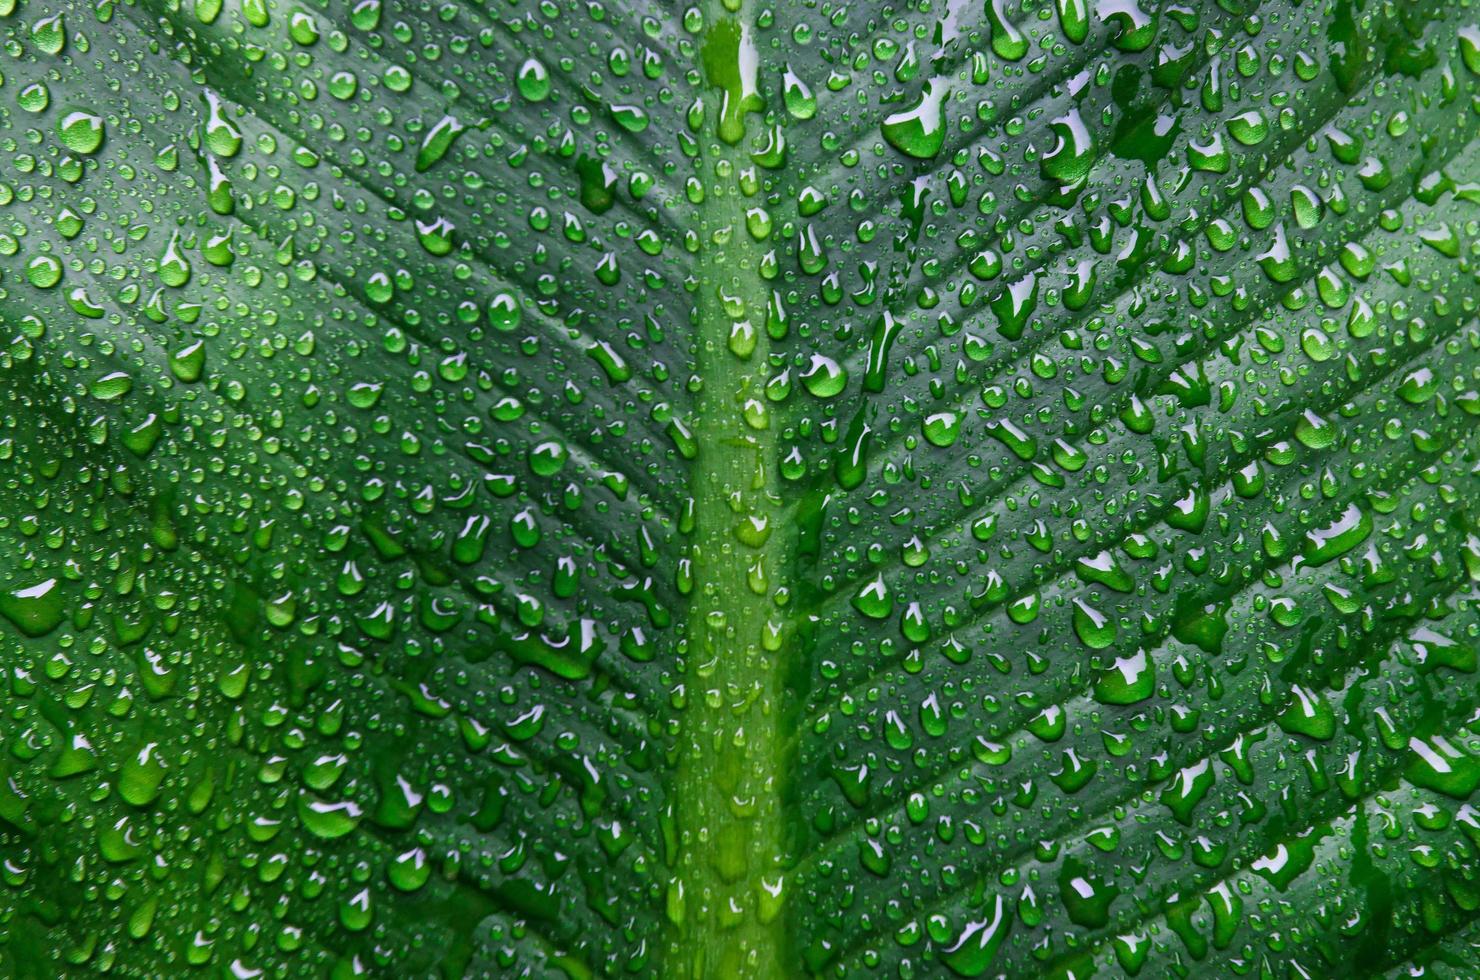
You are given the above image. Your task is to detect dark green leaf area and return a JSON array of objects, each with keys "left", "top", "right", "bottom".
[{"left": 0, "top": 0, "right": 1477, "bottom": 978}]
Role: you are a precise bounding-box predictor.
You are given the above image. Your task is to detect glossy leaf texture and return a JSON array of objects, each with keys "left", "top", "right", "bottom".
[{"left": 0, "top": 0, "right": 1477, "bottom": 977}]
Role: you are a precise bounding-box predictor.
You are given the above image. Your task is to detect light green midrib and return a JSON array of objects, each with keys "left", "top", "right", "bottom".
[{"left": 666, "top": 2, "right": 794, "bottom": 975}]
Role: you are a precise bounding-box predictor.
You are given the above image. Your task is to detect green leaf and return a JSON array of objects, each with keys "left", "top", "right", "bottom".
[{"left": 0, "top": 0, "right": 1477, "bottom": 977}]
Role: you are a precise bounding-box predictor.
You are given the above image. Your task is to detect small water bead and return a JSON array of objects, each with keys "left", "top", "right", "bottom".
[
  {"left": 55, "top": 207, "right": 82, "bottom": 239},
  {"left": 1300, "top": 327, "right": 1335, "bottom": 362},
  {"left": 921, "top": 411, "right": 961, "bottom": 447},
  {"left": 782, "top": 66, "right": 816, "bottom": 119},
  {"left": 158, "top": 231, "right": 191, "bottom": 287},
  {"left": 491, "top": 396, "right": 524, "bottom": 422},
  {"left": 328, "top": 70, "right": 359, "bottom": 101},
  {"left": 202, "top": 229, "right": 234, "bottom": 267},
  {"left": 387, "top": 848, "right": 431, "bottom": 892},
  {"left": 881, "top": 77, "right": 949, "bottom": 159},
  {"left": 1397, "top": 366, "right": 1438, "bottom": 404},
  {"left": 1340, "top": 241, "right": 1375, "bottom": 278},
  {"left": 98, "top": 818, "right": 147, "bottom": 863},
  {"left": 799, "top": 354, "right": 847, "bottom": 398},
  {"left": 1406, "top": 737, "right": 1480, "bottom": 799},
  {"left": 118, "top": 743, "right": 167, "bottom": 807},
  {"left": 17, "top": 82, "right": 49, "bottom": 113},
  {"left": 415, "top": 114, "right": 465, "bottom": 172},
  {"left": 1056, "top": 0, "right": 1089, "bottom": 42},
  {"left": 851, "top": 574, "right": 893, "bottom": 620},
  {"left": 297, "top": 796, "right": 361, "bottom": 839},
  {"left": 1227, "top": 109, "right": 1269, "bottom": 145},
  {"left": 31, "top": 13, "right": 65, "bottom": 55},
  {"left": 169, "top": 340, "right": 206, "bottom": 383},
  {"left": 202, "top": 93, "right": 241, "bottom": 156},
  {"left": 517, "top": 58, "right": 552, "bottom": 102},
  {"left": 728, "top": 319, "right": 757, "bottom": 358},
  {"left": 350, "top": 0, "right": 381, "bottom": 30},
  {"left": 1276, "top": 686, "right": 1336, "bottom": 740},
  {"left": 1241, "top": 187, "right": 1274, "bottom": 229},
  {"left": 90, "top": 371, "right": 134, "bottom": 402},
  {"left": 940, "top": 897, "right": 1011, "bottom": 977},
  {"left": 1093, "top": 650, "right": 1155, "bottom": 705},
  {"left": 57, "top": 110, "right": 105, "bottom": 154},
  {"left": 384, "top": 64, "right": 412, "bottom": 92},
  {"left": 288, "top": 9, "right": 320, "bottom": 44},
  {"left": 529, "top": 440, "right": 567, "bottom": 477},
  {"left": 0, "top": 578, "right": 65, "bottom": 637},
  {"left": 365, "top": 271, "right": 394, "bottom": 304},
  {"left": 26, "top": 254, "right": 63, "bottom": 289},
  {"left": 985, "top": 0, "right": 1028, "bottom": 60},
  {"left": 1040, "top": 109, "right": 1095, "bottom": 184},
  {"left": 416, "top": 216, "right": 455, "bottom": 255},
  {"left": 611, "top": 103, "right": 649, "bottom": 133},
  {"left": 488, "top": 292, "right": 521, "bottom": 331},
  {"left": 1071, "top": 599, "right": 1117, "bottom": 649}
]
